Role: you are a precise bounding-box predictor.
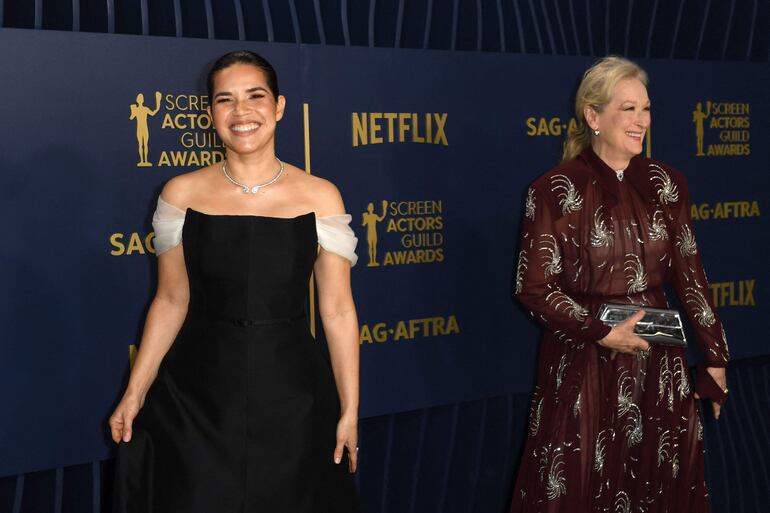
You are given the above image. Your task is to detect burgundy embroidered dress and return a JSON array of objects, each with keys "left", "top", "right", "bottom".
[{"left": 510, "top": 148, "right": 729, "bottom": 513}]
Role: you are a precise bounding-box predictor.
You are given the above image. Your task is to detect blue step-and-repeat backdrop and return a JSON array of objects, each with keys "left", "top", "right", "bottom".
[{"left": 0, "top": 29, "right": 767, "bottom": 476}]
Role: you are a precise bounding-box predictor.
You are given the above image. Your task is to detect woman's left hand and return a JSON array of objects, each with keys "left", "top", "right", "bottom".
[
  {"left": 334, "top": 414, "right": 358, "bottom": 473},
  {"left": 694, "top": 366, "right": 727, "bottom": 420}
]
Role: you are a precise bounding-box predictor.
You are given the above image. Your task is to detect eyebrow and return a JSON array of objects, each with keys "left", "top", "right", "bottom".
[
  {"left": 213, "top": 86, "right": 269, "bottom": 99},
  {"left": 619, "top": 100, "right": 651, "bottom": 105}
]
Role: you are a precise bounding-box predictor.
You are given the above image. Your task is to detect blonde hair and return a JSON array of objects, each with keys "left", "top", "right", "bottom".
[{"left": 562, "top": 56, "right": 649, "bottom": 162}]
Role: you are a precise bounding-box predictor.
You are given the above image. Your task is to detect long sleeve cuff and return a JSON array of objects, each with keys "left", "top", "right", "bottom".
[{"left": 582, "top": 317, "right": 612, "bottom": 343}]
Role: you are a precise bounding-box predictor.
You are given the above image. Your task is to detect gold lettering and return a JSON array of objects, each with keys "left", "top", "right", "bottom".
[
  {"left": 110, "top": 233, "right": 125, "bottom": 256},
  {"left": 384, "top": 112, "right": 397, "bottom": 142},
  {"left": 526, "top": 117, "right": 537, "bottom": 136},
  {"left": 398, "top": 113, "right": 411, "bottom": 142},
  {"left": 412, "top": 113, "right": 425, "bottom": 143},
  {"left": 161, "top": 113, "right": 175, "bottom": 129},
  {"left": 352, "top": 113, "right": 367, "bottom": 147},
  {"left": 370, "top": 112, "right": 383, "bottom": 144},
  {"left": 446, "top": 315, "right": 460, "bottom": 334},
  {"left": 359, "top": 324, "right": 372, "bottom": 344},
  {"left": 126, "top": 233, "right": 145, "bottom": 255},
  {"left": 394, "top": 321, "right": 408, "bottom": 340},
  {"left": 433, "top": 113, "right": 448, "bottom": 145}
]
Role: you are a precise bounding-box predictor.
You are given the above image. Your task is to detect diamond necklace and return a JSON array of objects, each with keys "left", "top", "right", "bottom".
[{"left": 222, "top": 158, "right": 284, "bottom": 194}]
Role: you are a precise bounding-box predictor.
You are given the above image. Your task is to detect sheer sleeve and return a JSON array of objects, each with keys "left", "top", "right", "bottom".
[
  {"left": 151, "top": 196, "right": 186, "bottom": 255},
  {"left": 316, "top": 214, "right": 358, "bottom": 266},
  {"left": 515, "top": 184, "right": 611, "bottom": 345},
  {"left": 669, "top": 179, "right": 729, "bottom": 367}
]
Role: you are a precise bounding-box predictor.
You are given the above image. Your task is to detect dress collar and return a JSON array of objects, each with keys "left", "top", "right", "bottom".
[{"left": 578, "top": 146, "right": 652, "bottom": 205}]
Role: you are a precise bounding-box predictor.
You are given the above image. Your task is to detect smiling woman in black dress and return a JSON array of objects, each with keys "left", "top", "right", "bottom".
[{"left": 109, "top": 51, "right": 361, "bottom": 513}]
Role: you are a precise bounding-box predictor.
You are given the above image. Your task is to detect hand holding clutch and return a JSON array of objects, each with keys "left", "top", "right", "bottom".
[{"left": 597, "top": 304, "right": 687, "bottom": 348}]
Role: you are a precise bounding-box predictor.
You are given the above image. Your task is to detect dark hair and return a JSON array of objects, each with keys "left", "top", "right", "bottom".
[{"left": 206, "top": 51, "right": 279, "bottom": 100}]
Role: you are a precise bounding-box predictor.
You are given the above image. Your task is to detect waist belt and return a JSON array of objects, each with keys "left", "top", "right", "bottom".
[{"left": 191, "top": 310, "right": 306, "bottom": 327}]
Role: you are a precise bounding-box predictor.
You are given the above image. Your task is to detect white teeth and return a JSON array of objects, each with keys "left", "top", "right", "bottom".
[
  {"left": 232, "top": 123, "right": 260, "bottom": 132},
  {"left": 625, "top": 131, "right": 643, "bottom": 138}
]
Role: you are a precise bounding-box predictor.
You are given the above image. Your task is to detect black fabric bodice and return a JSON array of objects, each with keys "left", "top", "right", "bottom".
[{"left": 183, "top": 210, "right": 317, "bottom": 321}]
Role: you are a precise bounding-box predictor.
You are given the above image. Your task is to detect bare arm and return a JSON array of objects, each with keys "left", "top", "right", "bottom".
[
  {"left": 109, "top": 242, "right": 189, "bottom": 443},
  {"left": 315, "top": 246, "right": 359, "bottom": 472},
  {"left": 315, "top": 249, "right": 359, "bottom": 418},
  {"left": 312, "top": 178, "right": 360, "bottom": 472}
]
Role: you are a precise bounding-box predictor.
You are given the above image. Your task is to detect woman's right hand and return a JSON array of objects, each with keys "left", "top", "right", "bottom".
[
  {"left": 109, "top": 393, "right": 144, "bottom": 443},
  {"left": 597, "top": 309, "right": 651, "bottom": 356}
]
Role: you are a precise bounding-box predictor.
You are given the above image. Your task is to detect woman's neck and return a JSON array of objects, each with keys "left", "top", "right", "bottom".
[
  {"left": 224, "top": 146, "right": 279, "bottom": 183},
  {"left": 591, "top": 141, "right": 631, "bottom": 172}
]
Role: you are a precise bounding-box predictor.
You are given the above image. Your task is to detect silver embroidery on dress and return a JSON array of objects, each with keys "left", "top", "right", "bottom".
[
  {"left": 546, "top": 290, "right": 588, "bottom": 321},
  {"left": 624, "top": 404, "right": 643, "bottom": 447},
  {"left": 648, "top": 210, "right": 669, "bottom": 241},
  {"left": 624, "top": 254, "right": 648, "bottom": 293},
  {"left": 525, "top": 187, "right": 536, "bottom": 220},
  {"left": 590, "top": 205, "right": 614, "bottom": 247},
  {"left": 594, "top": 429, "right": 612, "bottom": 473},
  {"left": 555, "top": 354, "right": 569, "bottom": 391},
  {"left": 697, "top": 417, "right": 704, "bottom": 441},
  {"left": 672, "top": 453, "right": 680, "bottom": 479},
  {"left": 657, "top": 430, "right": 671, "bottom": 467},
  {"left": 658, "top": 354, "right": 675, "bottom": 412},
  {"left": 685, "top": 287, "right": 716, "bottom": 327},
  {"left": 539, "top": 234, "right": 563, "bottom": 277},
  {"left": 675, "top": 224, "right": 698, "bottom": 257},
  {"left": 546, "top": 450, "right": 567, "bottom": 500},
  {"left": 650, "top": 165, "right": 680, "bottom": 204},
  {"left": 618, "top": 369, "right": 635, "bottom": 415},
  {"left": 614, "top": 491, "right": 632, "bottom": 513},
  {"left": 721, "top": 326, "right": 730, "bottom": 361},
  {"left": 573, "top": 392, "right": 581, "bottom": 418},
  {"left": 551, "top": 174, "right": 584, "bottom": 214},
  {"left": 673, "top": 357, "right": 691, "bottom": 399},
  {"left": 529, "top": 397, "right": 543, "bottom": 437},
  {"left": 515, "top": 249, "right": 528, "bottom": 294},
  {"left": 617, "top": 369, "right": 644, "bottom": 446}
]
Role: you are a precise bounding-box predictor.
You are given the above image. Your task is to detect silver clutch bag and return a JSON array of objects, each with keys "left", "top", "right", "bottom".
[{"left": 597, "top": 304, "right": 687, "bottom": 348}]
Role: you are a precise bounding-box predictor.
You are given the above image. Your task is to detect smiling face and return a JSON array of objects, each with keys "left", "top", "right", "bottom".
[
  {"left": 207, "top": 63, "right": 286, "bottom": 158},
  {"left": 585, "top": 77, "right": 650, "bottom": 167}
]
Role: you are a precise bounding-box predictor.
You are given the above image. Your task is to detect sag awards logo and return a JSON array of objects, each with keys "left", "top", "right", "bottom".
[
  {"left": 690, "top": 200, "right": 760, "bottom": 221},
  {"left": 129, "top": 91, "right": 225, "bottom": 168},
  {"left": 692, "top": 101, "right": 750, "bottom": 157},
  {"left": 361, "top": 200, "right": 444, "bottom": 266},
  {"left": 525, "top": 116, "right": 578, "bottom": 137}
]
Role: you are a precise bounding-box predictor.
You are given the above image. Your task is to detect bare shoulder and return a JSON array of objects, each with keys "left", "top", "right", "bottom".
[
  {"left": 160, "top": 165, "right": 219, "bottom": 208},
  {"left": 283, "top": 164, "right": 346, "bottom": 216}
]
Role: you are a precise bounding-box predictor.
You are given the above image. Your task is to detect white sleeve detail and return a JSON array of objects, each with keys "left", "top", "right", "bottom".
[
  {"left": 152, "top": 196, "right": 186, "bottom": 255},
  {"left": 316, "top": 214, "right": 358, "bottom": 266}
]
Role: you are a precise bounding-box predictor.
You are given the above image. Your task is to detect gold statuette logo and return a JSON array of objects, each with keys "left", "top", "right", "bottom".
[
  {"left": 130, "top": 92, "right": 162, "bottom": 167},
  {"left": 128, "top": 92, "right": 225, "bottom": 169},
  {"left": 362, "top": 200, "right": 388, "bottom": 267},
  {"left": 693, "top": 101, "right": 750, "bottom": 157},
  {"left": 360, "top": 200, "right": 445, "bottom": 267}
]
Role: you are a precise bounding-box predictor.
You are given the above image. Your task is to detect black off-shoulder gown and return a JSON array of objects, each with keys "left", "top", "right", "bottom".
[{"left": 113, "top": 211, "right": 359, "bottom": 513}]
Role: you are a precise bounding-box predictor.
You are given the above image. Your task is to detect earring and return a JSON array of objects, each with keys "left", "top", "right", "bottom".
[{"left": 593, "top": 129, "right": 600, "bottom": 136}]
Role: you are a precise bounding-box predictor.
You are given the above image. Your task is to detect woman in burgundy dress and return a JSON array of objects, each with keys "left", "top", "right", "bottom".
[{"left": 510, "top": 56, "right": 729, "bottom": 512}]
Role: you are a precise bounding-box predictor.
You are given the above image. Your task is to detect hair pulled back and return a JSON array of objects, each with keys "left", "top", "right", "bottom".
[
  {"left": 562, "top": 56, "right": 648, "bottom": 162},
  {"left": 207, "top": 51, "right": 279, "bottom": 100}
]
